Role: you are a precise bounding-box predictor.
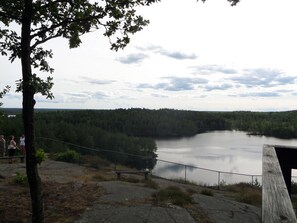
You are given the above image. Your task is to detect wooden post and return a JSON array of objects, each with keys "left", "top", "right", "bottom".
[
  {"left": 218, "top": 172, "right": 221, "bottom": 190},
  {"left": 262, "top": 145, "right": 297, "bottom": 223}
]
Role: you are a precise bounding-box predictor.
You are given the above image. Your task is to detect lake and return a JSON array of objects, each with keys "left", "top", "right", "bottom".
[{"left": 152, "top": 130, "right": 297, "bottom": 185}]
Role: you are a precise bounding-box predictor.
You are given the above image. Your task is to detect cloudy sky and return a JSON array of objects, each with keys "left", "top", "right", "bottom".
[{"left": 1, "top": 0, "right": 297, "bottom": 111}]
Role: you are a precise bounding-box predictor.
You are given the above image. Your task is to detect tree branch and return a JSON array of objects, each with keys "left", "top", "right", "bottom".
[
  {"left": 31, "top": 15, "right": 103, "bottom": 48},
  {"left": 31, "top": 32, "right": 62, "bottom": 49},
  {"left": 0, "top": 10, "right": 21, "bottom": 23}
]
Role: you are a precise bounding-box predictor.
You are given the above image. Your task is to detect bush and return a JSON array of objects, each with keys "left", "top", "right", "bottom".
[
  {"left": 154, "top": 186, "right": 192, "bottom": 206},
  {"left": 54, "top": 149, "right": 80, "bottom": 163},
  {"left": 36, "top": 148, "right": 46, "bottom": 165},
  {"left": 14, "top": 172, "right": 27, "bottom": 185}
]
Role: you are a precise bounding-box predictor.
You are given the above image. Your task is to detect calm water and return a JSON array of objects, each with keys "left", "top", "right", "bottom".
[{"left": 153, "top": 130, "right": 297, "bottom": 185}]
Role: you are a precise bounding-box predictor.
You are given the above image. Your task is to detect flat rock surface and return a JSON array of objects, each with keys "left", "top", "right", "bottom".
[
  {"left": 192, "top": 194, "right": 261, "bottom": 223},
  {"left": 0, "top": 160, "right": 261, "bottom": 223},
  {"left": 75, "top": 181, "right": 196, "bottom": 223}
]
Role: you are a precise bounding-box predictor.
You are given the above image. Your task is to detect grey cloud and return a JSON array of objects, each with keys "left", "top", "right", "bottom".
[
  {"left": 163, "top": 77, "right": 196, "bottom": 91},
  {"left": 136, "top": 44, "right": 197, "bottom": 60},
  {"left": 276, "top": 76, "right": 297, "bottom": 85},
  {"left": 92, "top": 91, "right": 110, "bottom": 100},
  {"left": 158, "top": 50, "right": 197, "bottom": 60},
  {"left": 230, "top": 68, "right": 296, "bottom": 88},
  {"left": 6, "top": 94, "right": 21, "bottom": 100},
  {"left": 136, "top": 45, "right": 163, "bottom": 52},
  {"left": 205, "top": 83, "right": 233, "bottom": 91},
  {"left": 238, "top": 92, "right": 281, "bottom": 97},
  {"left": 116, "top": 53, "right": 148, "bottom": 64},
  {"left": 81, "top": 76, "right": 115, "bottom": 85},
  {"left": 136, "top": 76, "right": 208, "bottom": 92},
  {"left": 62, "top": 91, "right": 110, "bottom": 103},
  {"left": 36, "top": 99, "right": 60, "bottom": 103},
  {"left": 151, "top": 93, "right": 168, "bottom": 98},
  {"left": 64, "top": 92, "right": 92, "bottom": 103},
  {"left": 191, "top": 64, "right": 237, "bottom": 74}
]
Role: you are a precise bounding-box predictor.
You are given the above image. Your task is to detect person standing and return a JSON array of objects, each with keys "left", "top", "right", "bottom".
[
  {"left": 0, "top": 135, "right": 6, "bottom": 157},
  {"left": 19, "top": 134, "right": 26, "bottom": 155},
  {"left": 8, "top": 135, "right": 17, "bottom": 164}
]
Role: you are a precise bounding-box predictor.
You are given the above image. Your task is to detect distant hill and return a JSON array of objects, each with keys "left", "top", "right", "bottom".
[{"left": 1, "top": 108, "right": 80, "bottom": 115}]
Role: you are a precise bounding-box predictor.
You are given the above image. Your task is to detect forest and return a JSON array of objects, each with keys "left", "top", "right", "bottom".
[{"left": 1, "top": 108, "right": 297, "bottom": 168}]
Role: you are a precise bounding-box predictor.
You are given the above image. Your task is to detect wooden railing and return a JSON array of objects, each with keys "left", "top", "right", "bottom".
[{"left": 262, "top": 144, "right": 297, "bottom": 223}]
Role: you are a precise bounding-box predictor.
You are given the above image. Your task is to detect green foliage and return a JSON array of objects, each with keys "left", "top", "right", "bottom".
[
  {"left": 54, "top": 149, "right": 80, "bottom": 163},
  {"left": 36, "top": 148, "right": 46, "bottom": 165},
  {"left": 16, "top": 75, "right": 54, "bottom": 99},
  {"left": 0, "top": 85, "right": 10, "bottom": 107},
  {"left": 4, "top": 108, "right": 297, "bottom": 170},
  {"left": 154, "top": 186, "right": 192, "bottom": 206},
  {"left": 13, "top": 172, "right": 27, "bottom": 185}
]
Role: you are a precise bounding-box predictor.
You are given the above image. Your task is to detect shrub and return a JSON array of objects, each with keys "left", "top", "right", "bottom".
[
  {"left": 154, "top": 186, "right": 192, "bottom": 206},
  {"left": 36, "top": 148, "right": 46, "bottom": 165},
  {"left": 14, "top": 172, "right": 27, "bottom": 185},
  {"left": 54, "top": 149, "right": 80, "bottom": 163}
]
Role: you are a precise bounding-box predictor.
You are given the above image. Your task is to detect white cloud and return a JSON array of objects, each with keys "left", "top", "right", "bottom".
[{"left": 1, "top": 0, "right": 297, "bottom": 111}]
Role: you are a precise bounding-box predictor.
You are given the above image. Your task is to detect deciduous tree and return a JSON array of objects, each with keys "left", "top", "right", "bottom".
[
  {"left": 0, "top": 1, "right": 160, "bottom": 222},
  {"left": 0, "top": 0, "right": 239, "bottom": 222}
]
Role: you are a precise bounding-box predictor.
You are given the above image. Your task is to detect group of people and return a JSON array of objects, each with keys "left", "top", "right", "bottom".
[{"left": 0, "top": 134, "right": 25, "bottom": 163}]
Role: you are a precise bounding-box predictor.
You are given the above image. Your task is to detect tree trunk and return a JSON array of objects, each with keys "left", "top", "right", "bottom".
[{"left": 21, "top": 1, "right": 44, "bottom": 222}]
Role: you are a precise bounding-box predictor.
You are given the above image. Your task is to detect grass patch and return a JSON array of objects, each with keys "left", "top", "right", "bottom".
[
  {"left": 236, "top": 188, "right": 262, "bottom": 206},
  {"left": 123, "top": 176, "right": 141, "bottom": 183},
  {"left": 209, "top": 182, "right": 262, "bottom": 206},
  {"left": 143, "top": 179, "right": 159, "bottom": 189},
  {"left": 154, "top": 186, "right": 192, "bottom": 207},
  {"left": 82, "top": 155, "right": 111, "bottom": 169},
  {"left": 219, "top": 182, "right": 262, "bottom": 206},
  {"left": 171, "top": 178, "right": 198, "bottom": 186},
  {"left": 92, "top": 173, "right": 113, "bottom": 181}
]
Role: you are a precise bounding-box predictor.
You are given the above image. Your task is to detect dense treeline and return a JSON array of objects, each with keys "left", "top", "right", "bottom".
[
  {"left": 2, "top": 108, "right": 297, "bottom": 168},
  {"left": 225, "top": 111, "right": 297, "bottom": 139}
]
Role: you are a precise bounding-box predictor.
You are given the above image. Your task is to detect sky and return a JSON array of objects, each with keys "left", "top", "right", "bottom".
[{"left": 1, "top": 0, "right": 297, "bottom": 111}]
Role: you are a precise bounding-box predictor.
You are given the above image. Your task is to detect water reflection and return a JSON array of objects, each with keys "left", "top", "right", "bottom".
[
  {"left": 156, "top": 163, "right": 195, "bottom": 174},
  {"left": 153, "top": 130, "right": 297, "bottom": 185}
]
